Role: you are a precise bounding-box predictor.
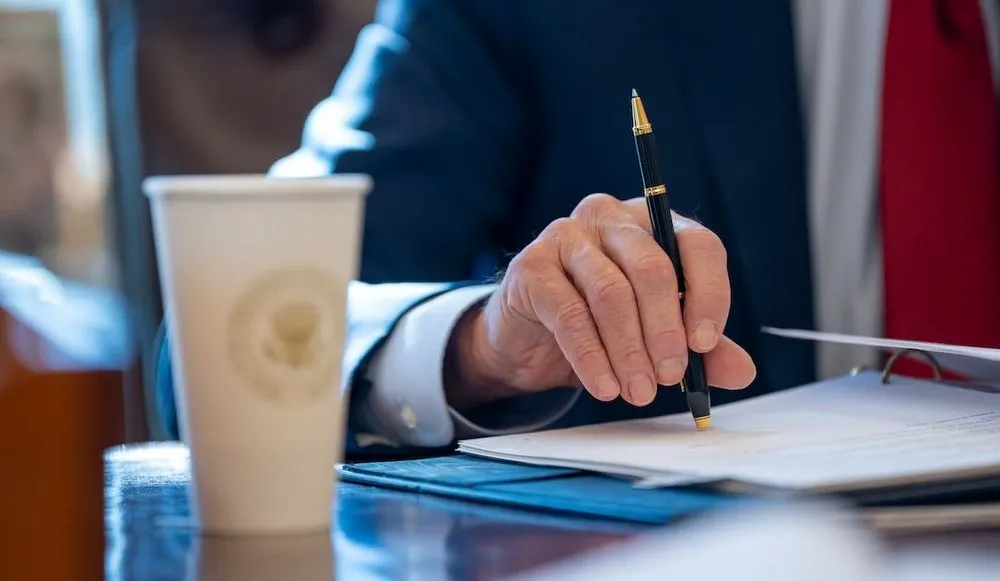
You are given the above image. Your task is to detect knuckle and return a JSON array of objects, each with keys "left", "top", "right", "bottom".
[
  {"left": 615, "top": 222, "right": 648, "bottom": 236},
  {"left": 591, "top": 272, "right": 633, "bottom": 304},
  {"left": 615, "top": 343, "right": 649, "bottom": 365},
  {"left": 607, "top": 222, "right": 650, "bottom": 244},
  {"left": 507, "top": 244, "right": 547, "bottom": 277},
  {"left": 554, "top": 300, "right": 592, "bottom": 333},
  {"left": 632, "top": 253, "right": 676, "bottom": 286},
  {"left": 572, "top": 193, "right": 619, "bottom": 219},
  {"left": 693, "top": 286, "right": 732, "bottom": 309},
  {"left": 574, "top": 340, "right": 607, "bottom": 364},
  {"left": 541, "top": 216, "right": 580, "bottom": 243},
  {"left": 648, "top": 326, "right": 687, "bottom": 352}
]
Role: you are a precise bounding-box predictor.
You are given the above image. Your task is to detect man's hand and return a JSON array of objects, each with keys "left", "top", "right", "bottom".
[{"left": 445, "top": 194, "right": 756, "bottom": 410}]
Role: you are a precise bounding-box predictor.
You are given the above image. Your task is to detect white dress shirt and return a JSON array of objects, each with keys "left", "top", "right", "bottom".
[{"left": 360, "top": 0, "right": 1000, "bottom": 448}]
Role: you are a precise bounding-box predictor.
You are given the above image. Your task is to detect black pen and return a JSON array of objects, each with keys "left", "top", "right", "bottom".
[{"left": 630, "top": 89, "right": 711, "bottom": 430}]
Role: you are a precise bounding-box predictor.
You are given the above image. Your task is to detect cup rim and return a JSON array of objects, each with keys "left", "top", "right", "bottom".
[{"left": 142, "top": 173, "right": 372, "bottom": 199}]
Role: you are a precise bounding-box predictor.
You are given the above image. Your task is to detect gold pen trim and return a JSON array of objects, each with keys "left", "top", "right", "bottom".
[
  {"left": 643, "top": 184, "right": 666, "bottom": 197},
  {"left": 631, "top": 89, "right": 653, "bottom": 135}
]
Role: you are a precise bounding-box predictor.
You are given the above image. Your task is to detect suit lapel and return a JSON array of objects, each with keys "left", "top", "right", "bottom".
[{"left": 655, "top": 0, "right": 817, "bottom": 391}]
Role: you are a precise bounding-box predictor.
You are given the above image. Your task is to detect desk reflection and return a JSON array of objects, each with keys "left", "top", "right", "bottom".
[
  {"left": 190, "top": 535, "right": 334, "bottom": 581},
  {"left": 105, "top": 444, "right": 639, "bottom": 581}
]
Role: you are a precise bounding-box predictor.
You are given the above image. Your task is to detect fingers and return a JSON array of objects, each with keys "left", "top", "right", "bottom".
[
  {"left": 620, "top": 197, "right": 654, "bottom": 230},
  {"left": 574, "top": 197, "right": 689, "bottom": 387},
  {"left": 621, "top": 197, "right": 732, "bottom": 354},
  {"left": 673, "top": 216, "right": 730, "bottom": 353},
  {"left": 542, "top": 216, "right": 657, "bottom": 405},
  {"left": 506, "top": 192, "right": 745, "bottom": 406},
  {"left": 703, "top": 335, "right": 756, "bottom": 389},
  {"left": 511, "top": 237, "right": 621, "bottom": 402},
  {"left": 561, "top": 239, "right": 657, "bottom": 405}
]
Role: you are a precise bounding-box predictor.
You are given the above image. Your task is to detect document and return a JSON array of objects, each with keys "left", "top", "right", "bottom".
[{"left": 458, "top": 371, "right": 1000, "bottom": 492}]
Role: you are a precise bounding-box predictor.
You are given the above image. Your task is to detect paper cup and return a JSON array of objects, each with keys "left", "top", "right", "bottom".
[{"left": 145, "top": 174, "right": 371, "bottom": 535}]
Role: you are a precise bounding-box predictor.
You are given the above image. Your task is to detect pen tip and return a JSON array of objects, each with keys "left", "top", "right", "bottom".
[{"left": 631, "top": 88, "right": 639, "bottom": 98}]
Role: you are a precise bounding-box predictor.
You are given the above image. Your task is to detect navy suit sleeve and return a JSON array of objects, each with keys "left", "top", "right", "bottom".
[
  {"left": 270, "top": 0, "right": 532, "bottom": 283},
  {"left": 154, "top": 281, "right": 473, "bottom": 458}
]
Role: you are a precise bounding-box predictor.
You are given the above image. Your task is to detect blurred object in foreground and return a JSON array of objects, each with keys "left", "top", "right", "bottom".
[
  {"left": 511, "top": 500, "right": 1000, "bottom": 581},
  {"left": 890, "top": 548, "right": 1000, "bottom": 581},
  {"left": 511, "top": 502, "right": 884, "bottom": 581},
  {"left": 511, "top": 502, "right": 886, "bottom": 581},
  {"left": 0, "top": 251, "right": 130, "bottom": 581}
]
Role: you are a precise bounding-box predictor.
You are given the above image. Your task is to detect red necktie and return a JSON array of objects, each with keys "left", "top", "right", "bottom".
[{"left": 880, "top": 0, "right": 1000, "bottom": 376}]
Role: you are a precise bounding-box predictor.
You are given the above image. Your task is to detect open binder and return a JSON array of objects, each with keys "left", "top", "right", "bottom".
[
  {"left": 743, "top": 329, "right": 1000, "bottom": 503},
  {"left": 762, "top": 326, "right": 1000, "bottom": 389},
  {"left": 342, "top": 329, "right": 1000, "bottom": 532}
]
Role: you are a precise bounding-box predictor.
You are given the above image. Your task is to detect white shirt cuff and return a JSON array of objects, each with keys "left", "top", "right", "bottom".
[{"left": 360, "top": 283, "right": 580, "bottom": 448}]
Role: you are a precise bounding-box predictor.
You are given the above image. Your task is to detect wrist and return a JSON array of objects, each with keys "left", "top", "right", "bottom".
[{"left": 444, "top": 304, "right": 517, "bottom": 412}]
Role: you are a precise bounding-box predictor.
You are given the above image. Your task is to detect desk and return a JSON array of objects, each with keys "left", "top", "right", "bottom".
[
  {"left": 105, "top": 443, "right": 641, "bottom": 580},
  {"left": 105, "top": 443, "right": 1000, "bottom": 581}
]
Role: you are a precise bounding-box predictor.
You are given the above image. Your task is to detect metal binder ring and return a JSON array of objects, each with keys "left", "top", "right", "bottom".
[{"left": 880, "top": 349, "right": 943, "bottom": 384}]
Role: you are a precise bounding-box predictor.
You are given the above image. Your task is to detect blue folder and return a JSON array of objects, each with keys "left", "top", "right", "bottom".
[
  {"left": 338, "top": 454, "right": 752, "bottom": 524},
  {"left": 339, "top": 454, "right": 1000, "bottom": 525}
]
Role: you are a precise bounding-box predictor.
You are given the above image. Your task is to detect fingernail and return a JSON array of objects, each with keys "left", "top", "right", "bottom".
[
  {"left": 693, "top": 321, "right": 719, "bottom": 351},
  {"left": 657, "top": 357, "right": 686, "bottom": 384},
  {"left": 595, "top": 374, "right": 620, "bottom": 399},
  {"left": 628, "top": 374, "right": 656, "bottom": 406}
]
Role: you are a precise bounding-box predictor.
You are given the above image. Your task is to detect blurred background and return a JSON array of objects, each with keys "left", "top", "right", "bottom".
[{"left": 0, "top": 0, "right": 374, "bottom": 441}]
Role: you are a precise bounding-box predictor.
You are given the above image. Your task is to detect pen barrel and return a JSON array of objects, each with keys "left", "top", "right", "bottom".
[
  {"left": 634, "top": 132, "right": 663, "bottom": 189},
  {"left": 633, "top": 132, "right": 685, "bottom": 294},
  {"left": 683, "top": 344, "right": 712, "bottom": 406}
]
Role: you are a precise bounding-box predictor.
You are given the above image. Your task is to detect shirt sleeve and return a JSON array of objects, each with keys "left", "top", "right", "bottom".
[{"left": 358, "top": 284, "right": 581, "bottom": 448}]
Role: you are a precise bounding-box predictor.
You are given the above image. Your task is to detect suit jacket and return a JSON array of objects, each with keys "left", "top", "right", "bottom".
[
  {"left": 158, "top": 0, "right": 817, "bottom": 451},
  {"left": 283, "top": 2, "right": 815, "bottom": 405}
]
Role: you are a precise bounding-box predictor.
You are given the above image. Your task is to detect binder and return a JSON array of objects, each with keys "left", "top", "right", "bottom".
[{"left": 341, "top": 330, "right": 1000, "bottom": 531}]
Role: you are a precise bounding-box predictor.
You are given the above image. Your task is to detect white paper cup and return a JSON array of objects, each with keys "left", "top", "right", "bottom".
[{"left": 145, "top": 174, "right": 371, "bottom": 535}]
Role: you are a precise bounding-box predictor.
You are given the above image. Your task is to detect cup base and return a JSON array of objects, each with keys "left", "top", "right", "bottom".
[{"left": 195, "top": 521, "right": 332, "bottom": 538}]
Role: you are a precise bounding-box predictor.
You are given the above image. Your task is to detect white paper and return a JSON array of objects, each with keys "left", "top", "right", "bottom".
[
  {"left": 632, "top": 473, "right": 720, "bottom": 489},
  {"left": 459, "top": 372, "right": 1000, "bottom": 491}
]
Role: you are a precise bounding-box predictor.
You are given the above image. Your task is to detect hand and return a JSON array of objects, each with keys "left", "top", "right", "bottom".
[{"left": 445, "top": 194, "right": 756, "bottom": 410}]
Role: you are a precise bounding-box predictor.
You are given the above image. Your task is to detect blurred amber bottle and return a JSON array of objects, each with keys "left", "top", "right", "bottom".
[{"left": 0, "top": 257, "right": 128, "bottom": 581}]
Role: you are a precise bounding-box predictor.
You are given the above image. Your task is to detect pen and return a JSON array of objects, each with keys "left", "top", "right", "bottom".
[{"left": 630, "top": 88, "right": 711, "bottom": 430}]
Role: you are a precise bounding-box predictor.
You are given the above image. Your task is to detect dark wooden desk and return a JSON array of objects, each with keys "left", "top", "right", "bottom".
[
  {"left": 105, "top": 443, "right": 643, "bottom": 581},
  {"left": 105, "top": 443, "right": 1000, "bottom": 581}
]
